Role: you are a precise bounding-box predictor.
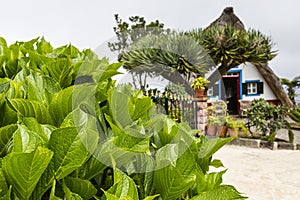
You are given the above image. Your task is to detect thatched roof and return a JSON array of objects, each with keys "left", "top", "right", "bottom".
[
  {"left": 208, "top": 7, "right": 293, "bottom": 107},
  {"left": 208, "top": 7, "right": 245, "bottom": 31}
]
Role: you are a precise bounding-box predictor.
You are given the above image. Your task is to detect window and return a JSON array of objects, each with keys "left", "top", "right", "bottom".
[
  {"left": 207, "top": 88, "right": 213, "bottom": 96},
  {"left": 242, "top": 81, "right": 264, "bottom": 96},
  {"left": 207, "top": 83, "right": 219, "bottom": 97},
  {"left": 247, "top": 82, "right": 257, "bottom": 94}
]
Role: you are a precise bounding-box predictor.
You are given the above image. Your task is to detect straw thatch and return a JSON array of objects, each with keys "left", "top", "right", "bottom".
[{"left": 209, "top": 7, "right": 245, "bottom": 31}]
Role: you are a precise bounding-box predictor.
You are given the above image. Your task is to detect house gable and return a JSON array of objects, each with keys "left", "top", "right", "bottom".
[{"left": 239, "top": 62, "right": 277, "bottom": 101}]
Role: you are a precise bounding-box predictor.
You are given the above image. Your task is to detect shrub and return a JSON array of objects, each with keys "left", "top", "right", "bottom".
[
  {"left": 246, "top": 99, "right": 293, "bottom": 142},
  {"left": 0, "top": 37, "right": 246, "bottom": 199}
]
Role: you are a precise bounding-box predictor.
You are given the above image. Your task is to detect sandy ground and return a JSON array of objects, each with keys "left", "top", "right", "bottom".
[{"left": 212, "top": 145, "right": 300, "bottom": 200}]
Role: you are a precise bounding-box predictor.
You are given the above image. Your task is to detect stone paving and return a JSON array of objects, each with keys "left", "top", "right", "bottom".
[{"left": 276, "top": 128, "right": 300, "bottom": 144}]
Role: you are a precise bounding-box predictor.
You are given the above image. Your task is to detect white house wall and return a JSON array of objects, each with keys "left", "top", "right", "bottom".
[{"left": 238, "top": 62, "right": 277, "bottom": 100}]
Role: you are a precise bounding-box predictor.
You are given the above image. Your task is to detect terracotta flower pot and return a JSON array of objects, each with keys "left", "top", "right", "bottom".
[
  {"left": 206, "top": 125, "right": 217, "bottom": 136},
  {"left": 195, "top": 88, "right": 206, "bottom": 98},
  {"left": 227, "top": 127, "right": 239, "bottom": 137},
  {"left": 217, "top": 125, "right": 228, "bottom": 137}
]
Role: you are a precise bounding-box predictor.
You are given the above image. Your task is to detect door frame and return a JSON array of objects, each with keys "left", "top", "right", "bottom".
[{"left": 221, "top": 69, "right": 242, "bottom": 114}]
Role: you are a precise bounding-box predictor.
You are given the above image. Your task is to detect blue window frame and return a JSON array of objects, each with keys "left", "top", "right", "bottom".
[{"left": 243, "top": 80, "right": 264, "bottom": 96}]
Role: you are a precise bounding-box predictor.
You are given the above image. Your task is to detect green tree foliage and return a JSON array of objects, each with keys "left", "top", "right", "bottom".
[
  {"left": 108, "top": 14, "right": 167, "bottom": 54},
  {"left": 120, "top": 33, "right": 214, "bottom": 94},
  {"left": 108, "top": 15, "right": 168, "bottom": 90},
  {"left": 111, "top": 14, "right": 276, "bottom": 93},
  {"left": 0, "top": 37, "right": 246, "bottom": 199},
  {"left": 187, "top": 25, "right": 276, "bottom": 85},
  {"left": 281, "top": 75, "right": 300, "bottom": 102}
]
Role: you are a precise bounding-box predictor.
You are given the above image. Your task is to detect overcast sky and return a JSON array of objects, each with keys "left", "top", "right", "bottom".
[{"left": 0, "top": 0, "right": 299, "bottom": 79}]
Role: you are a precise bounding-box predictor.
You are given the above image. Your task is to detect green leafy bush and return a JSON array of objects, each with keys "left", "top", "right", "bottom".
[
  {"left": 246, "top": 98, "right": 293, "bottom": 142},
  {"left": 0, "top": 37, "right": 246, "bottom": 199}
]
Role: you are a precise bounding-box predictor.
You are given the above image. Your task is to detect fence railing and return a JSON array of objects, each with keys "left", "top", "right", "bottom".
[{"left": 145, "top": 90, "right": 200, "bottom": 129}]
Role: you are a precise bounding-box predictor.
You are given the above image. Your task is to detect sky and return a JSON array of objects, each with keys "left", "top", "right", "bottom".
[{"left": 0, "top": 0, "right": 299, "bottom": 79}]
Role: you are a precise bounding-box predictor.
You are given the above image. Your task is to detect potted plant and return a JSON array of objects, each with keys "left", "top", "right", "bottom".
[
  {"left": 190, "top": 76, "right": 210, "bottom": 98},
  {"left": 207, "top": 115, "right": 227, "bottom": 137},
  {"left": 226, "top": 116, "right": 248, "bottom": 137},
  {"left": 206, "top": 101, "right": 227, "bottom": 137}
]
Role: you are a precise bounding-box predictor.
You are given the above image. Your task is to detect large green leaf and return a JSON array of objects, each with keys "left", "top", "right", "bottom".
[
  {"left": 13, "top": 124, "right": 45, "bottom": 153},
  {"left": 0, "top": 186, "right": 11, "bottom": 200},
  {"left": 108, "top": 85, "right": 133, "bottom": 128},
  {"left": 31, "top": 127, "right": 98, "bottom": 199},
  {"left": 0, "top": 79, "right": 10, "bottom": 94},
  {"left": 64, "top": 177, "right": 97, "bottom": 200},
  {"left": 154, "top": 145, "right": 199, "bottom": 200},
  {"left": 12, "top": 118, "right": 56, "bottom": 154},
  {"left": 6, "top": 79, "right": 26, "bottom": 99},
  {"left": 36, "top": 37, "right": 53, "bottom": 54},
  {"left": 2, "top": 146, "right": 53, "bottom": 199},
  {"left": 52, "top": 44, "right": 80, "bottom": 58},
  {"left": 95, "top": 138, "right": 139, "bottom": 173},
  {"left": 108, "top": 85, "right": 154, "bottom": 129},
  {"left": 105, "top": 114, "right": 151, "bottom": 153},
  {"left": 48, "top": 127, "right": 97, "bottom": 179},
  {"left": 77, "top": 58, "right": 122, "bottom": 83},
  {"left": 0, "top": 101, "right": 18, "bottom": 126},
  {"left": 196, "top": 170, "right": 227, "bottom": 193},
  {"left": 0, "top": 124, "right": 17, "bottom": 157},
  {"left": 143, "top": 195, "right": 160, "bottom": 200},
  {"left": 130, "top": 158, "right": 156, "bottom": 198},
  {"left": 42, "top": 57, "right": 74, "bottom": 88},
  {"left": 49, "top": 86, "right": 74, "bottom": 126},
  {"left": 131, "top": 97, "right": 153, "bottom": 121},
  {"left": 7, "top": 98, "right": 53, "bottom": 125},
  {"left": 62, "top": 180, "right": 83, "bottom": 200},
  {"left": 94, "top": 63, "right": 122, "bottom": 83},
  {"left": 78, "top": 147, "right": 107, "bottom": 180},
  {"left": 1, "top": 44, "right": 24, "bottom": 78},
  {"left": 0, "top": 169, "right": 8, "bottom": 197},
  {"left": 196, "top": 137, "right": 233, "bottom": 173},
  {"left": 104, "top": 169, "right": 139, "bottom": 200},
  {"left": 190, "top": 185, "right": 247, "bottom": 200},
  {"left": 155, "top": 118, "right": 177, "bottom": 147},
  {"left": 23, "top": 72, "right": 61, "bottom": 104},
  {"left": 21, "top": 117, "right": 56, "bottom": 142},
  {"left": 49, "top": 180, "right": 62, "bottom": 200},
  {"left": 49, "top": 84, "right": 96, "bottom": 127}
]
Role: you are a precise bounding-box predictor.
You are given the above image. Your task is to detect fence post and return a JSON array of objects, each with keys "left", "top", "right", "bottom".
[{"left": 196, "top": 96, "right": 208, "bottom": 136}]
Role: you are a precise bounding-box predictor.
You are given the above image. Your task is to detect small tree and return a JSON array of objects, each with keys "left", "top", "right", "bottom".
[
  {"left": 120, "top": 33, "right": 214, "bottom": 94},
  {"left": 281, "top": 75, "right": 300, "bottom": 103},
  {"left": 187, "top": 24, "right": 276, "bottom": 86},
  {"left": 108, "top": 14, "right": 168, "bottom": 90}
]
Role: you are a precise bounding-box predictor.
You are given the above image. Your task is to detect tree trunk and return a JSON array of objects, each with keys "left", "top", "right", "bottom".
[
  {"left": 206, "top": 62, "right": 237, "bottom": 87},
  {"left": 255, "top": 63, "right": 293, "bottom": 107},
  {"left": 160, "top": 71, "right": 194, "bottom": 95}
]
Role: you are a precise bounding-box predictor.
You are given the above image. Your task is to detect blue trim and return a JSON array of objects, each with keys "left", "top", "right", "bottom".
[
  {"left": 227, "top": 69, "right": 243, "bottom": 100},
  {"left": 244, "top": 80, "right": 261, "bottom": 97},
  {"left": 246, "top": 93, "right": 260, "bottom": 97},
  {"left": 245, "top": 79, "right": 260, "bottom": 83},
  {"left": 228, "top": 69, "right": 241, "bottom": 73}
]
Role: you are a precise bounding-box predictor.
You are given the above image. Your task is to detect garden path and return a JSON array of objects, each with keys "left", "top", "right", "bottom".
[{"left": 212, "top": 145, "right": 300, "bottom": 200}]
